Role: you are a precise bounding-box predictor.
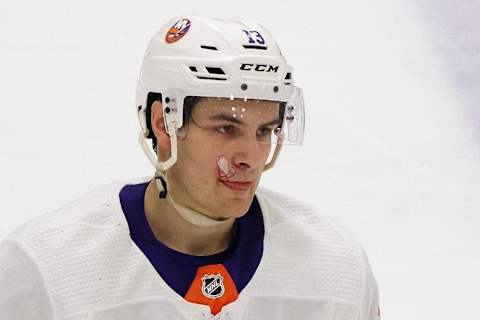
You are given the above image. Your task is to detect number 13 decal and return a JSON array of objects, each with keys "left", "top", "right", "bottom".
[{"left": 242, "top": 30, "right": 266, "bottom": 45}]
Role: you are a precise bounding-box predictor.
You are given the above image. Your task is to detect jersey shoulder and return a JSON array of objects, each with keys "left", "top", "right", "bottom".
[
  {"left": 255, "top": 186, "right": 358, "bottom": 242},
  {"left": 1, "top": 178, "right": 168, "bottom": 318},
  {"left": 6, "top": 179, "right": 135, "bottom": 243},
  {"left": 7, "top": 183, "right": 121, "bottom": 242},
  {"left": 254, "top": 187, "right": 372, "bottom": 309}
]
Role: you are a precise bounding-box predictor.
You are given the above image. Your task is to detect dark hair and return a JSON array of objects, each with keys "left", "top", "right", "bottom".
[{"left": 145, "top": 92, "right": 200, "bottom": 152}]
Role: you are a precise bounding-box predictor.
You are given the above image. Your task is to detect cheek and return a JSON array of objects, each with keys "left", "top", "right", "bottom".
[{"left": 179, "top": 142, "right": 222, "bottom": 182}]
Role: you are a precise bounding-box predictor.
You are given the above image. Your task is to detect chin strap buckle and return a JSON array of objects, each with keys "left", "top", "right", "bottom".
[{"left": 155, "top": 175, "right": 168, "bottom": 199}]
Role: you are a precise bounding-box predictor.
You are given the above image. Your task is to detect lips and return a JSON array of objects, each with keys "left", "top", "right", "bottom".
[{"left": 220, "top": 180, "right": 252, "bottom": 191}]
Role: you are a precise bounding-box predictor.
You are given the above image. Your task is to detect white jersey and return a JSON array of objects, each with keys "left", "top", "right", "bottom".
[{"left": 0, "top": 180, "right": 380, "bottom": 320}]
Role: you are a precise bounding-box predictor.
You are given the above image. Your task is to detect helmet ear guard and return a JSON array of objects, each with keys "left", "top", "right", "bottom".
[
  {"left": 138, "top": 127, "right": 178, "bottom": 173},
  {"left": 137, "top": 90, "right": 180, "bottom": 173},
  {"left": 281, "top": 87, "right": 305, "bottom": 145},
  {"left": 161, "top": 90, "right": 184, "bottom": 136}
]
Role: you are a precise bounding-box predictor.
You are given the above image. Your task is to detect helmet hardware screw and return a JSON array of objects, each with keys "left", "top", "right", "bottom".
[
  {"left": 165, "top": 97, "right": 170, "bottom": 103},
  {"left": 273, "top": 86, "right": 279, "bottom": 93},
  {"left": 165, "top": 107, "right": 171, "bottom": 113},
  {"left": 241, "top": 83, "right": 248, "bottom": 91}
]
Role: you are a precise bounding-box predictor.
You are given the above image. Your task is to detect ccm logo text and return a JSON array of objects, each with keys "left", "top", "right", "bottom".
[{"left": 240, "top": 64, "right": 279, "bottom": 72}]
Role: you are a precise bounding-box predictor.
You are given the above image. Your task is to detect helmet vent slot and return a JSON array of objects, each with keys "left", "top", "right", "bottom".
[
  {"left": 243, "top": 45, "right": 268, "bottom": 50},
  {"left": 190, "top": 66, "right": 227, "bottom": 81},
  {"left": 196, "top": 76, "right": 227, "bottom": 81},
  {"left": 284, "top": 72, "right": 293, "bottom": 85},
  {"left": 200, "top": 45, "right": 218, "bottom": 51},
  {"left": 205, "top": 67, "right": 225, "bottom": 75}
]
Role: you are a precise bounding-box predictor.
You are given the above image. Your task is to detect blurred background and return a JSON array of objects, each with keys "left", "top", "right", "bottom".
[{"left": 1, "top": 0, "right": 479, "bottom": 318}]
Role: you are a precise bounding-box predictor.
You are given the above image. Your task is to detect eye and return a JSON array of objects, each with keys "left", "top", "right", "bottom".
[
  {"left": 217, "top": 125, "right": 235, "bottom": 134},
  {"left": 257, "top": 127, "right": 274, "bottom": 137}
]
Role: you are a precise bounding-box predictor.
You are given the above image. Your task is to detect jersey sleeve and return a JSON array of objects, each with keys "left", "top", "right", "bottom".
[
  {"left": 360, "top": 246, "right": 380, "bottom": 320},
  {"left": 0, "top": 240, "right": 54, "bottom": 320}
]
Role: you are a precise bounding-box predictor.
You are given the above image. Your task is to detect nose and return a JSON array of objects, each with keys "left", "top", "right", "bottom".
[{"left": 231, "top": 139, "right": 269, "bottom": 172}]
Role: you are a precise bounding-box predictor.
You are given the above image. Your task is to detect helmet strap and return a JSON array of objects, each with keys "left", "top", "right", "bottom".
[
  {"left": 154, "top": 172, "right": 230, "bottom": 227},
  {"left": 263, "top": 138, "right": 283, "bottom": 171},
  {"left": 155, "top": 175, "right": 168, "bottom": 199}
]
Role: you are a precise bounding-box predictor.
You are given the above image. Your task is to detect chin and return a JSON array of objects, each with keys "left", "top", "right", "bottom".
[
  {"left": 219, "top": 196, "right": 255, "bottom": 219},
  {"left": 210, "top": 180, "right": 259, "bottom": 218}
]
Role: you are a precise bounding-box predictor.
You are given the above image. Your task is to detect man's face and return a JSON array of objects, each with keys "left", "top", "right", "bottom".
[{"left": 165, "top": 97, "right": 282, "bottom": 220}]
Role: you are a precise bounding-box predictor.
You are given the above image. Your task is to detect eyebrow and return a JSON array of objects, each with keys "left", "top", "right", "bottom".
[{"left": 209, "top": 113, "right": 282, "bottom": 127}]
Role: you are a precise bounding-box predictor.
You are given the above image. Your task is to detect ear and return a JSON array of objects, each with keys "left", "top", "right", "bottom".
[{"left": 150, "top": 100, "right": 172, "bottom": 152}]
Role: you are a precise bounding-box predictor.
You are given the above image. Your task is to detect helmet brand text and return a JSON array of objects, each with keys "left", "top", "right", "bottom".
[{"left": 240, "top": 64, "right": 279, "bottom": 73}]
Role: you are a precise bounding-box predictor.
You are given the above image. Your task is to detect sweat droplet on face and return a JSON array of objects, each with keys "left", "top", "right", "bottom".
[{"left": 217, "top": 156, "right": 235, "bottom": 178}]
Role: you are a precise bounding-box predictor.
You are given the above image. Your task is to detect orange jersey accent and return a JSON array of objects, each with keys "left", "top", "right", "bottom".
[{"left": 184, "top": 264, "right": 239, "bottom": 315}]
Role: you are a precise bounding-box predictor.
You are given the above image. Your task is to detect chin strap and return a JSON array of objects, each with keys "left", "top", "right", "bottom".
[
  {"left": 263, "top": 139, "right": 283, "bottom": 171},
  {"left": 154, "top": 173, "right": 230, "bottom": 227},
  {"left": 156, "top": 174, "right": 168, "bottom": 199}
]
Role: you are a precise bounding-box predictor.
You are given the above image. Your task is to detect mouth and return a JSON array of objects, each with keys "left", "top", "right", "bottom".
[{"left": 220, "top": 180, "right": 253, "bottom": 191}]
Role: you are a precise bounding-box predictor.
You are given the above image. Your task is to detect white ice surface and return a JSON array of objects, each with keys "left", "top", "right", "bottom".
[{"left": 1, "top": 1, "right": 479, "bottom": 319}]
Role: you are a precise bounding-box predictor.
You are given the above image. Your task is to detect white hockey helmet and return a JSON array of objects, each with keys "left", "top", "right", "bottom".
[{"left": 136, "top": 15, "right": 305, "bottom": 173}]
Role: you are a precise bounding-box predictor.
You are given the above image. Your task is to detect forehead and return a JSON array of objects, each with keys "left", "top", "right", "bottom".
[{"left": 192, "top": 97, "right": 281, "bottom": 122}]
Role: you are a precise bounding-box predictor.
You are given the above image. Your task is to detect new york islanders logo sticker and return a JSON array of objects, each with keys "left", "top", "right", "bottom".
[{"left": 165, "top": 18, "right": 191, "bottom": 43}]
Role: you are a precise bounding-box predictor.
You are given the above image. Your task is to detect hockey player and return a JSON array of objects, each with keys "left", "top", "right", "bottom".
[{"left": 0, "top": 16, "right": 380, "bottom": 319}]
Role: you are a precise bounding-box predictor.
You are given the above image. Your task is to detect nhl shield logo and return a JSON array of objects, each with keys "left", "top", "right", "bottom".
[{"left": 201, "top": 274, "right": 225, "bottom": 299}]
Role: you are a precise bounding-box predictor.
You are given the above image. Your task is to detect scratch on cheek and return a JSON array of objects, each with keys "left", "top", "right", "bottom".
[{"left": 217, "top": 155, "right": 236, "bottom": 179}]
